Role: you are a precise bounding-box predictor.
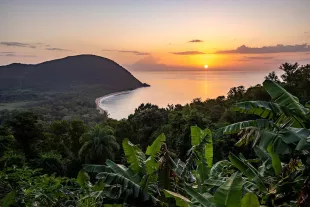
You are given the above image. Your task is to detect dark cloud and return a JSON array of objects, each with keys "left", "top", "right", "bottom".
[
  {"left": 216, "top": 44, "right": 310, "bottom": 54},
  {"left": 171, "top": 51, "right": 205, "bottom": 55},
  {"left": 119, "top": 50, "right": 150, "bottom": 56},
  {"left": 102, "top": 49, "right": 150, "bottom": 56},
  {"left": 188, "top": 39, "right": 204, "bottom": 43},
  {"left": 0, "top": 52, "right": 36, "bottom": 57},
  {"left": 0, "top": 42, "right": 37, "bottom": 48},
  {"left": 46, "top": 47, "right": 71, "bottom": 51},
  {"left": 238, "top": 56, "right": 274, "bottom": 61}
]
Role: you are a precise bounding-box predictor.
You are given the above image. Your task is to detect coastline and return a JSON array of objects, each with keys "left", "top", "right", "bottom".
[{"left": 95, "top": 89, "right": 138, "bottom": 114}]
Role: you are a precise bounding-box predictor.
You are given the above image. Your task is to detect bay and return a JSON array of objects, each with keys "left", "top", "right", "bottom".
[{"left": 98, "top": 70, "right": 273, "bottom": 119}]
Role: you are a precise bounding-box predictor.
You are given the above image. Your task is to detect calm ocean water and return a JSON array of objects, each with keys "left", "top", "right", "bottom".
[{"left": 99, "top": 70, "right": 273, "bottom": 119}]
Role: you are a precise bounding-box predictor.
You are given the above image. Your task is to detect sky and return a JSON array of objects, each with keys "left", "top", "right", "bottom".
[{"left": 1, "top": 0, "right": 310, "bottom": 71}]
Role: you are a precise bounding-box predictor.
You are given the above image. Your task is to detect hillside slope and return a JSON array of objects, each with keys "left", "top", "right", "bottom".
[{"left": 0, "top": 54, "right": 146, "bottom": 92}]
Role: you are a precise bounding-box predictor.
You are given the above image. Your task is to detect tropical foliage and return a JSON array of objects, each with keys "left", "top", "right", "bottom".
[{"left": 1, "top": 62, "right": 310, "bottom": 206}]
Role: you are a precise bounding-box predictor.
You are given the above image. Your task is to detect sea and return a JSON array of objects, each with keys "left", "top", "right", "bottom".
[{"left": 98, "top": 70, "right": 275, "bottom": 119}]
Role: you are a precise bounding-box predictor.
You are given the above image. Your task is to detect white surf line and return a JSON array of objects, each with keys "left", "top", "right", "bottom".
[{"left": 95, "top": 90, "right": 134, "bottom": 114}]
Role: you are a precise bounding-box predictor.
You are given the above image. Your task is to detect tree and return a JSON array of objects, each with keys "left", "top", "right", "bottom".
[
  {"left": 279, "top": 63, "right": 310, "bottom": 103},
  {"left": 6, "top": 111, "right": 43, "bottom": 159},
  {"left": 128, "top": 103, "right": 168, "bottom": 149},
  {"left": 79, "top": 125, "right": 119, "bottom": 164},
  {"left": 265, "top": 71, "right": 281, "bottom": 83},
  {"left": 227, "top": 86, "right": 246, "bottom": 100}
]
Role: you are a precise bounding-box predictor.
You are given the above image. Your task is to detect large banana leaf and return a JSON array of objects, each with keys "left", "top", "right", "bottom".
[
  {"left": 96, "top": 172, "right": 157, "bottom": 205},
  {"left": 209, "top": 160, "right": 231, "bottom": 178},
  {"left": 103, "top": 159, "right": 139, "bottom": 183},
  {"left": 253, "top": 146, "right": 271, "bottom": 163},
  {"left": 258, "top": 127, "right": 310, "bottom": 154},
  {"left": 213, "top": 172, "right": 243, "bottom": 207},
  {"left": 281, "top": 127, "right": 310, "bottom": 151},
  {"left": 145, "top": 134, "right": 166, "bottom": 175},
  {"left": 204, "top": 178, "right": 226, "bottom": 187},
  {"left": 164, "top": 190, "right": 190, "bottom": 207},
  {"left": 191, "top": 126, "right": 213, "bottom": 167},
  {"left": 232, "top": 101, "right": 283, "bottom": 119},
  {"left": 218, "top": 119, "right": 273, "bottom": 135},
  {"left": 146, "top": 133, "right": 166, "bottom": 157},
  {"left": 228, "top": 153, "right": 267, "bottom": 193},
  {"left": 241, "top": 192, "right": 260, "bottom": 207},
  {"left": 184, "top": 185, "right": 214, "bottom": 207},
  {"left": 267, "top": 145, "right": 282, "bottom": 176},
  {"left": 263, "top": 80, "right": 309, "bottom": 117},
  {"left": 122, "top": 138, "right": 146, "bottom": 174},
  {"left": 232, "top": 101, "right": 305, "bottom": 127},
  {"left": 77, "top": 169, "right": 91, "bottom": 188}
]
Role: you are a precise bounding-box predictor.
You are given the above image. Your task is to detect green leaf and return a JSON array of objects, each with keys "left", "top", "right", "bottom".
[
  {"left": 204, "top": 178, "right": 226, "bottom": 187},
  {"left": 214, "top": 172, "right": 243, "bottom": 207},
  {"left": 233, "top": 101, "right": 305, "bottom": 127},
  {"left": 191, "top": 126, "right": 213, "bottom": 167},
  {"left": 104, "top": 159, "right": 138, "bottom": 182},
  {"left": 233, "top": 101, "right": 282, "bottom": 119},
  {"left": 97, "top": 172, "right": 157, "bottom": 204},
  {"left": 77, "top": 170, "right": 90, "bottom": 188},
  {"left": 145, "top": 134, "right": 166, "bottom": 175},
  {"left": 184, "top": 185, "right": 214, "bottom": 207},
  {"left": 228, "top": 153, "right": 267, "bottom": 193},
  {"left": 218, "top": 119, "right": 272, "bottom": 135},
  {"left": 146, "top": 133, "right": 166, "bottom": 157},
  {"left": 209, "top": 160, "right": 231, "bottom": 178},
  {"left": 283, "top": 128, "right": 310, "bottom": 151},
  {"left": 145, "top": 157, "right": 158, "bottom": 175},
  {"left": 205, "top": 128, "right": 213, "bottom": 168},
  {"left": 228, "top": 153, "right": 256, "bottom": 179},
  {"left": 92, "top": 180, "right": 105, "bottom": 191},
  {"left": 267, "top": 145, "right": 282, "bottom": 176},
  {"left": 122, "top": 138, "right": 146, "bottom": 174},
  {"left": 241, "top": 192, "right": 260, "bottom": 207},
  {"left": 164, "top": 190, "right": 190, "bottom": 207},
  {"left": 263, "top": 80, "right": 308, "bottom": 117},
  {"left": 1, "top": 191, "right": 16, "bottom": 207}
]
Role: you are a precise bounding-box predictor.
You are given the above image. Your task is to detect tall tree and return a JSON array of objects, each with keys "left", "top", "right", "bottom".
[
  {"left": 78, "top": 125, "right": 119, "bottom": 164},
  {"left": 6, "top": 111, "right": 43, "bottom": 159}
]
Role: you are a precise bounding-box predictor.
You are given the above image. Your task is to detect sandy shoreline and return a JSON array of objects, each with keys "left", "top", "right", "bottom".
[{"left": 95, "top": 90, "right": 134, "bottom": 114}]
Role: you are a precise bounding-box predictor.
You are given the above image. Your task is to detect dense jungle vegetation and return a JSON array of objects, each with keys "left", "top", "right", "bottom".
[{"left": 1, "top": 62, "right": 310, "bottom": 206}]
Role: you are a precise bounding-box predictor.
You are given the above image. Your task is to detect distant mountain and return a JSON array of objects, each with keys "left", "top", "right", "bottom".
[{"left": 0, "top": 55, "right": 147, "bottom": 92}]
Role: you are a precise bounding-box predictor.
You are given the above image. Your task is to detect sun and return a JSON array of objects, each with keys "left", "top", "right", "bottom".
[{"left": 204, "top": 64, "right": 209, "bottom": 69}]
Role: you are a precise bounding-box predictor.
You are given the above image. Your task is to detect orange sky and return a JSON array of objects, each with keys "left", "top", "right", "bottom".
[{"left": 1, "top": 0, "right": 310, "bottom": 70}]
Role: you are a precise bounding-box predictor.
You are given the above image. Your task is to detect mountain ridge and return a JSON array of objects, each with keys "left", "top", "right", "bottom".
[{"left": 0, "top": 54, "right": 148, "bottom": 93}]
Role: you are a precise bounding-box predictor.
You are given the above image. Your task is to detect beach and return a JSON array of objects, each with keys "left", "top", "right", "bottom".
[{"left": 95, "top": 90, "right": 134, "bottom": 114}]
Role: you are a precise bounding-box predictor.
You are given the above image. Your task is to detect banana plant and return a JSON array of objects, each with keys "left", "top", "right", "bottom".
[
  {"left": 83, "top": 134, "right": 169, "bottom": 206},
  {"left": 218, "top": 80, "right": 310, "bottom": 156}
]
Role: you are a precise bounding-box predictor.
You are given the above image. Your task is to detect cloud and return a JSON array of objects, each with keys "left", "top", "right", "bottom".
[
  {"left": 102, "top": 49, "right": 150, "bottom": 56},
  {"left": 238, "top": 56, "right": 274, "bottom": 61},
  {"left": 171, "top": 51, "right": 205, "bottom": 55},
  {"left": 216, "top": 44, "right": 310, "bottom": 54},
  {"left": 46, "top": 47, "right": 71, "bottom": 51},
  {"left": 188, "top": 39, "right": 204, "bottom": 43},
  {"left": 0, "top": 52, "right": 37, "bottom": 57},
  {"left": 0, "top": 42, "right": 37, "bottom": 48}
]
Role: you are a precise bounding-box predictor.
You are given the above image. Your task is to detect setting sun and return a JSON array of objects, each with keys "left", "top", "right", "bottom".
[{"left": 204, "top": 65, "right": 209, "bottom": 69}]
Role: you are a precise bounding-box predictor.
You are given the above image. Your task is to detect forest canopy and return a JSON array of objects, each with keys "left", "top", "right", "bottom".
[{"left": 1, "top": 62, "right": 310, "bottom": 206}]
